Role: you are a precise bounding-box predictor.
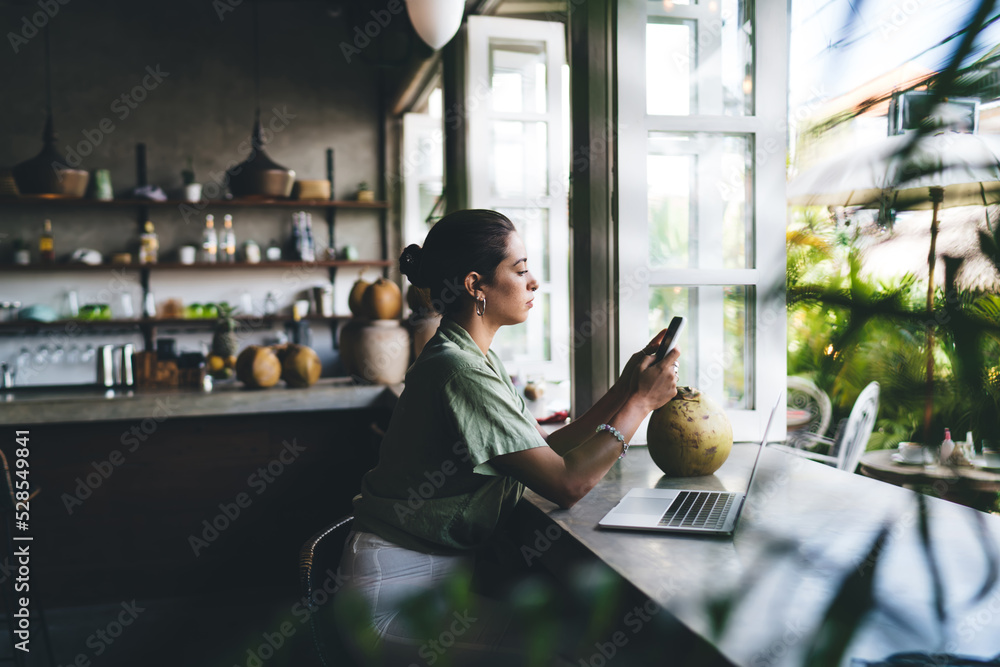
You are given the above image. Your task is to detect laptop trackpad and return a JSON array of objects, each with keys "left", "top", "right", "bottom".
[{"left": 617, "top": 495, "right": 672, "bottom": 516}]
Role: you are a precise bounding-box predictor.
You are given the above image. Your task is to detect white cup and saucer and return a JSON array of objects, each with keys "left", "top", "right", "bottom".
[
  {"left": 977, "top": 445, "right": 1000, "bottom": 471},
  {"left": 892, "top": 441, "right": 929, "bottom": 466}
]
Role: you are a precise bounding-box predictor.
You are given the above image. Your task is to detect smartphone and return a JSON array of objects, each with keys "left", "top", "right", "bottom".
[{"left": 654, "top": 316, "right": 686, "bottom": 362}]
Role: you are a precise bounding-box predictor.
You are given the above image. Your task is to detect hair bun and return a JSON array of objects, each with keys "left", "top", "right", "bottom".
[{"left": 399, "top": 244, "right": 426, "bottom": 286}]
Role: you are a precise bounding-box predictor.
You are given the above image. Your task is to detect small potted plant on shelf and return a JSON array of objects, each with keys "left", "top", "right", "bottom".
[
  {"left": 356, "top": 181, "right": 374, "bottom": 203},
  {"left": 182, "top": 157, "right": 202, "bottom": 203}
]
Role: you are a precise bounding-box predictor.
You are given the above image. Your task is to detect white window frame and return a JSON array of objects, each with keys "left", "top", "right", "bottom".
[
  {"left": 617, "top": 0, "right": 787, "bottom": 441},
  {"left": 466, "top": 15, "right": 570, "bottom": 383}
]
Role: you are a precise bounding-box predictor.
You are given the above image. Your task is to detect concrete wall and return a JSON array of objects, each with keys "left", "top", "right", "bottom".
[{"left": 0, "top": 0, "right": 394, "bottom": 385}]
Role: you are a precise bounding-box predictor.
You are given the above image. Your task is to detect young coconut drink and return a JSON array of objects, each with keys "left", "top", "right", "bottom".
[{"left": 646, "top": 386, "right": 733, "bottom": 476}]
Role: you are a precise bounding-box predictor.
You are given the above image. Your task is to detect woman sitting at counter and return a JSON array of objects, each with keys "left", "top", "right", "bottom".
[{"left": 338, "top": 209, "right": 680, "bottom": 665}]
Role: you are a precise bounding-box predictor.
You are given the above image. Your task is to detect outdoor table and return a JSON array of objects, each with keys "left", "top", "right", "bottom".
[
  {"left": 786, "top": 408, "right": 810, "bottom": 430},
  {"left": 513, "top": 443, "right": 1000, "bottom": 667},
  {"left": 859, "top": 449, "right": 1000, "bottom": 511}
]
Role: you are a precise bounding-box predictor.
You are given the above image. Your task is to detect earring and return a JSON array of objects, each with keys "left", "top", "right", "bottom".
[{"left": 475, "top": 296, "right": 486, "bottom": 317}]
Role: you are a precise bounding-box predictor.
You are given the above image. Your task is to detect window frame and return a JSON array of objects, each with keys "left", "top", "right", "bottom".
[
  {"left": 465, "top": 14, "right": 570, "bottom": 383},
  {"left": 616, "top": 0, "right": 788, "bottom": 441}
]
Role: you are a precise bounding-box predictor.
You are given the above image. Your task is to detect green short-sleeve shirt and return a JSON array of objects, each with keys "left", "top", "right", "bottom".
[{"left": 352, "top": 317, "right": 549, "bottom": 554}]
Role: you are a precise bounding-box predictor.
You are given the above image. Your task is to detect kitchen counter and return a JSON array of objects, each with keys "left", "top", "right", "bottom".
[{"left": 0, "top": 377, "right": 403, "bottom": 425}]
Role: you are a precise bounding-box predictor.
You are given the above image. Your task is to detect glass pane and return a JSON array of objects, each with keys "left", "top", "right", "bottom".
[
  {"left": 646, "top": 22, "right": 694, "bottom": 116},
  {"left": 542, "top": 291, "right": 551, "bottom": 360},
  {"left": 649, "top": 285, "right": 752, "bottom": 409},
  {"left": 418, "top": 181, "right": 443, "bottom": 225},
  {"left": 722, "top": 285, "right": 750, "bottom": 409},
  {"left": 647, "top": 0, "right": 754, "bottom": 116},
  {"left": 494, "top": 319, "right": 529, "bottom": 362},
  {"left": 491, "top": 122, "right": 549, "bottom": 198},
  {"left": 491, "top": 41, "right": 547, "bottom": 114},
  {"left": 428, "top": 87, "right": 443, "bottom": 119},
  {"left": 498, "top": 207, "right": 551, "bottom": 283},
  {"left": 648, "top": 132, "right": 751, "bottom": 269},
  {"left": 494, "top": 207, "right": 553, "bottom": 365}
]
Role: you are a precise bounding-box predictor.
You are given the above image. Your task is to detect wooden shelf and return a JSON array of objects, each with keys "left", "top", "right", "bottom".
[
  {"left": 0, "top": 197, "right": 388, "bottom": 209},
  {"left": 0, "top": 260, "right": 392, "bottom": 272},
  {"left": 0, "top": 314, "right": 352, "bottom": 332}
]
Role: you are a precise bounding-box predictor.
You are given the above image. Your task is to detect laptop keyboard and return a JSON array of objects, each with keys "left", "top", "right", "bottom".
[{"left": 658, "top": 491, "right": 735, "bottom": 529}]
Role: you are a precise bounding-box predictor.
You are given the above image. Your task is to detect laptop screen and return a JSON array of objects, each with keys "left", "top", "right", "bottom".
[{"left": 742, "top": 392, "right": 784, "bottom": 496}]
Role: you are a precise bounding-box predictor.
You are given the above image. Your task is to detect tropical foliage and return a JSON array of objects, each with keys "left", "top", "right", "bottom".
[{"left": 787, "top": 205, "right": 1000, "bottom": 448}]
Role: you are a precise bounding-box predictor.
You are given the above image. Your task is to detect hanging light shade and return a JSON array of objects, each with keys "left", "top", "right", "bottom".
[
  {"left": 228, "top": 0, "right": 295, "bottom": 199},
  {"left": 13, "top": 26, "right": 88, "bottom": 198},
  {"left": 227, "top": 108, "right": 296, "bottom": 198},
  {"left": 405, "top": 0, "right": 465, "bottom": 51}
]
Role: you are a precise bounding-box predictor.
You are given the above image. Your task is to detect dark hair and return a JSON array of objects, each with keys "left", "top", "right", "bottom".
[{"left": 399, "top": 209, "right": 516, "bottom": 316}]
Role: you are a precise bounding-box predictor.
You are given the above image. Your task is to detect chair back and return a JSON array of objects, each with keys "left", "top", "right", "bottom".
[
  {"left": 787, "top": 376, "right": 833, "bottom": 447},
  {"left": 299, "top": 514, "right": 355, "bottom": 667},
  {"left": 835, "top": 382, "right": 880, "bottom": 472}
]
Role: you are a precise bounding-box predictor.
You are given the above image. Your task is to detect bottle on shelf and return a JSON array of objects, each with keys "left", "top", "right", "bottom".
[
  {"left": 201, "top": 214, "right": 218, "bottom": 263},
  {"left": 222, "top": 214, "right": 236, "bottom": 263},
  {"left": 290, "top": 213, "right": 301, "bottom": 260},
  {"left": 304, "top": 211, "right": 316, "bottom": 261},
  {"left": 244, "top": 239, "right": 261, "bottom": 264},
  {"left": 264, "top": 291, "right": 278, "bottom": 315},
  {"left": 139, "top": 221, "right": 159, "bottom": 265},
  {"left": 292, "top": 211, "right": 315, "bottom": 261},
  {"left": 940, "top": 427, "right": 955, "bottom": 464},
  {"left": 39, "top": 219, "right": 55, "bottom": 263}
]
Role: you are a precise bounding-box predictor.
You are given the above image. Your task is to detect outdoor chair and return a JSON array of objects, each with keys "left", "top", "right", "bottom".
[
  {"left": 772, "top": 381, "right": 880, "bottom": 473},
  {"left": 786, "top": 376, "right": 833, "bottom": 449},
  {"left": 298, "top": 514, "right": 358, "bottom": 667}
]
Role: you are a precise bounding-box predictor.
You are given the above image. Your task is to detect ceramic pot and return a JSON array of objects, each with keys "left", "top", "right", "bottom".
[
  {"left": 184, "top": 183, "right": 203, "bottom": 202},
  {"left": 339, "top": 319, "right": 410, "bottom": 384}
]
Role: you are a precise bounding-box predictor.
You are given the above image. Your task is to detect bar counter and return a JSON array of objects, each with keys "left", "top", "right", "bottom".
[
  {"left": 513, "top": 444, "right": 1000, "bottom": 666},
  {"left": 0, "top": 377, "right": 403, "bottom": 426},
  {"left": 15, "top": 377, "right": 397, "bottom": 606}
]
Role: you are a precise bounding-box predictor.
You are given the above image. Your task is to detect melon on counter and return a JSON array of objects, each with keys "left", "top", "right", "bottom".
[
  {"left": 235, "top": 345, "right": 282, "bottom": 388},
  {"left": 280, "top": 344, "right": 322, "bottom": 388},
  {"left": 362, "top": 278, "right": 402, "bottom": 320},
  {"left": 348, "top": 278, "right": 370, "bottom": 317},
  {"left": 646, "top": 386, "right": 733, "bottom": 477}
]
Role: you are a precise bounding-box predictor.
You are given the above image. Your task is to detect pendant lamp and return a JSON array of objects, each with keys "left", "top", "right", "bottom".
[
  {"left": 227, "top": 0, "right": 295, "bottom": 199},
  {"left": 12, "top": 25, "right": 88, "bottom": 198},
  {"left": 405, "top": 0, "right": 465, "bottom": 51}
]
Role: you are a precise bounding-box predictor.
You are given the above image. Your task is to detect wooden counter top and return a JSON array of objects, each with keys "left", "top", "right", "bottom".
[
  {"left": 514, "top": 444, "right": 1000, "bottom": 666},
  {"left": 0, "top": 377, "right": 402, "bottom": 425}
]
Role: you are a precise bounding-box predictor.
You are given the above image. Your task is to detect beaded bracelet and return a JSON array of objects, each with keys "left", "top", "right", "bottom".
[{"left": 596, "top": 423, "right": 629, "bottom": 459}]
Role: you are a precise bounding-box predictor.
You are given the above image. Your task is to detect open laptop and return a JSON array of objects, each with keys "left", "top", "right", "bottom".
[{"left": 598, "top": 394, "right": 782, "bottom": 536}]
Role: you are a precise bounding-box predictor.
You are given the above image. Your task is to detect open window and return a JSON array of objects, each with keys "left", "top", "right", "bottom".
[
  {"left": 617, "top": 0, "right": 787, "bottom": 441},
  {"left": 402, "top": 81, "right": 445, "bottom": 248},
  {"left": 465, "top": 15, "right": 570, "bottom": 384}
]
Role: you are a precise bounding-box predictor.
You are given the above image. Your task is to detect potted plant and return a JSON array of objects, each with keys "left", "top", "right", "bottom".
[
  {"left": 182, "top": 157, "right": 202, "bottom": 203},
  {"left": 356, "top": 181, "right": 374, "bottom": 203}
]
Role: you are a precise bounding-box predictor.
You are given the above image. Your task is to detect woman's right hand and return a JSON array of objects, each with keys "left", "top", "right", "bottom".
[{"left": 632, "top": 347, "right": 680, "bottom": 412}]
